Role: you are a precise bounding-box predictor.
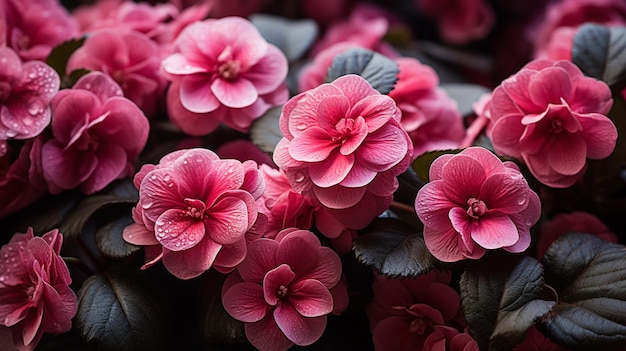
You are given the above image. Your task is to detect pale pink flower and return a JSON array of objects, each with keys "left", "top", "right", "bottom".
[
  {"left": 66, "top": 28, "right": 167, "bottom": 117},
  {"left": 415, "top": 147, "right": 541, "bottom": 262},
  {"left": 41, "top": 72, "right": 149, "bottom": 194},
  {"left": 0, "top": 47, "right": 60, "bottom": 143},
  {"left": 487, "top": 59, "right": 617, "bottom": 188},
  {"left": 537, "top": 211, "right": 618, "bottom": 259},
  {"left": 0, "top": 228, "right": 78, "bottom": 351},
  {"left": 416, "top": 0, "right": 495, "bottom": 44},
  {"left": 161, "top": 17, "right": 289, "bottom": 134},
  {"left": 389, "top": 58, "right": 464, "bottom": 158},
  {"left": 273, "top": 74, "right": 413, "bottom": 230},
  {"left": 123, "top": 148, "right": 266, "bottom": 279},
  {"left": 222, "top": 228, "right": 348, "bottom": 351},
  {"left": 367, "top": 270, "right": 469, "bottom": 351},
  {"left": 0, "top": 0, "right": 79, "bottom": 61}
]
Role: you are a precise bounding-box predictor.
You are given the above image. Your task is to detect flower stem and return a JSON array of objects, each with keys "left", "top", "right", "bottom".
[{"left": 460, "top": 114, "right": 489, "bottom": 148}]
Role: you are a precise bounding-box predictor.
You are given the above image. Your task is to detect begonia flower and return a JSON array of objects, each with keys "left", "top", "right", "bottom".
[
  {"left": 415, "top": 147, "right": 541, "bottom": 262},
  {"left": 161, "top": 16, "right": 288, "bottom": 134},
  {"left": 0, "top": 228, "right": 78, "bottom": 351},
  {"left": 41, "top": 72, "right": 149, "bottom": 194},
  {"left": 424, "top": 326, "right": 479, "bottom": 351},
  {"left": 123, "top": 148, "right": 266, "bottom": 279},
  {"left": 0, "top": 47, "right": 60, "bottom": 143},
  {"left": 537, "top": 211, "right": 618, "bottom": 259},
  {"left": 67, "top": 28, "right": 167, "bottom": 117},
  {"left": 389, "top": 58, "right": 465, "bottom": 158},
  {"left": 273, "top": 74, "right": 413, "bottom": 230},
  {"left": 486, "top": 59, "right": 617, "bottom": 188},
  {"left": 367, "top": 270, "right": 469, "bottom": 351},
  {"left": 416, "top": 0, "right": 495, "bottom": 44},
  {"left": 222, "top": 228, "right": 348, "bottom": 351},
  {"left": 0, "top": 0, "right": 78, "bottom": 61}
]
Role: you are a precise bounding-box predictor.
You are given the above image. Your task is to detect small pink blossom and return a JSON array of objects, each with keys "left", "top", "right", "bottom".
[
  {"left": 415, "top": 147, "right": 541, "bottom": 262},
  {"left": 222, "top": 228, "right": 348, "bottom": 351},
  {"left": 367, "top": 270, "right": 470, "bottom": 351},
  {"left": 537, "top": 211, "right": 618, "bottom": 259},
  {"left": 416, "top": 0, "right": 495, "bottom": 44},
  {"left": 41, "top": 72, "right": 149, "bottom": 194},
  {"left": 123, "top": 148, "right": 266, "bottom": 279},
  {"left": 161, "top": 16, "right": 289, "bottom": 134},
  {"left": 0, "top": 47, "right": 60, "bottom": 143},
  {"left": 487, "top": 59, "right": 617, "bottom": 188},
  {"left": 67, "top": 28, "right": 167, "bottom": 117},
  {"left": 0, "top": 228, "right": 78, "bottom": 351},
  {"left": 273, "top": 74, "right": 413, "bottom": 230},
  {"left": 389, "top": 58, "right": 464, "bottom": 158}
]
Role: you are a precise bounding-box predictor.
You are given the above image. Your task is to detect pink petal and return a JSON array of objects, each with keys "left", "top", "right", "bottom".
[
  {"left": 161, "top": 53, "right": 206, "bottom": 75},
  {"left": 312, "top": 183, "right": 366, "bottom": 209},
  {"left": 450, "top": 208, "right": 519, "bottom": 249},
  {"left": 73, "top": 72, "right": 124, "bottom": 102},
  {"left": 479, "top": 173, "right": 529, "bottom": 214},
  {"left": 21, "top": 61, "right": 60, "bottom": 101},
  {"left": 211, "top": 77, "right": 258, "bottom": 108},
  {"left": 287, "top": 84, "right": 343, "bottom": 137},
  {"left": 276, "top": 236, "right": 317, "bottom": 276},
  {"left": 570, "top": 76, "right": 613, "bottom": 114},
  {"left": 529, "top": 67, "right": 572, "bottom": 107},
  {"left": 222, "top": 282, "right": 268, "bottom": 322},
  {"left": 338, "top": 160, "right": 377, "bottom": 188},
  {"left": 161, "top": 239, "right": 221, "bottom": 279},
  {"left": 356, "top": 123, "right": 408, "bottom": 171},
  {"left": 428, "top": 154, "right": 455, "bottom": 181},
  {"left": 94, "top": 97, "right": 149, "bottom": 153},
  {"left": 501, "top": 70, "right": 541, "bottom": 113},
  {"left": 166, "top": 83, "right": 221, "bottom": 136},
  {"left": 49, "top": 90, "right": 99, "bottom": 143},
  {"left": 180, "top": 75, "right": 221, "bottom": 113},
  {"left": 579, "top": 113, "right": 618, "bottom": 159},
  {"left": 213, "top": 237, "right": 248, "bottom": 272},
  {"left": 489, "top": 86, "right": 523, "bottom": 118},
  {"left": 441, "top": 155, "right": 486, "bottom": 204},
  {"left": 81, "top": 144, "right": 127, "bottom": 194},
  {"left": 423, "top": 225, "right": 485, "bottom": 262},
  {"left": 242, "top": 45, "right": 288, "bottom": 95},
  {"left": 332, "top": 74, "right": 377, "bottom": 106},
  {"left": 488, "top": 114, "right": 525, "bottom": 158},
  {"left": 460, "top": 147, "right": 506, "bottom": 176},
  {"left": 504, "top": 191, "right": 541, "bottom": 253},
  {"left": 239, "top": 238, "right": 279, "bottom": 282},
  {"left": 41, "top": 142, "right": 98, "bottom": 190},
  {"left": 339, "top": 116, "right": 368, "bottom": 156},
  {"left": 288, "top": 127, "right": 338, "bottom": 162},
  {"left": 316, "top": 95, "right": 350, "bottom": 132},
  {"left": 299, "top": 247, "right": 342, "bottom": 287},
  {"left": 245, "top": 315, "right": 294, "bottom": 351},
  {"left": 274, "top": 302, "right": 327, "bottom": 346},
  {"left": 308, "top": 150, "right": 354, "bottom": 187},
  {"left": 21, "top": 306, "right": 43, "bottom": 346},
  {"left": 349, "top": 95, "right": 398, "bottom": 132},
  {"left": 372, "top": 317, "right": 422, "bottom": 351},
  {"left": 288, "top": 279, "right": 333, "bottom": 317},
  {"left": 523, "top": 152, "right": 580, "bottom": 188},
  {"left": 415, "top": 181, "right": 458, "bottom": 230},
  {"left": 204, "top": 196, "right": 250, "bottom": 245},
  {"left": 155, "top": 209, "right": 206, "bottom": 251},
  {"left": 547, "top": 133, "right": 587, "bottom": 176},
  {"left": 123, "top": 223, "right": 159, "bottom": 246},
  {"left": 263, "top": 264, "right": 296, "bottom": 306}
]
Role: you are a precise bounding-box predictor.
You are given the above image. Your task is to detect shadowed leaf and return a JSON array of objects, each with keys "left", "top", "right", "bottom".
[
  {"left": 326, "top": 47, "right": 399, "bottom": 94},
  {"left": 249, "top": 106, "right": 283, "bottom": 155},
  {"left": 572, "top": 23, "right": 626, "bottom": 88},
  {"left": 251, "top": 14, "right": 318, "bottom": 62},
  {"left": 96, "top": 212, "right": 140, "bottom": 259}
]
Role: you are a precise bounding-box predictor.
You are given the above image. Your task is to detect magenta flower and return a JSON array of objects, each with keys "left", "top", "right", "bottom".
[
  {"left": 222, "top": 228, "right": 348, "bottom": 351},
  {"left": 415, "top": 147, "right": 541, "bottom": 262},
  {"left": 0, "top": 47, "right": 60, "bottom": 144},
  {"left": 0, "top": 228, "right": 78, "bottom": 351},
  {"left": 123, "top": 148, "right": 267, "bottom": 279},
  {"left": 161, "top": 16, "right": 288, "bottom": 134},
  {"left": 40, "top": 72, "right": 149, "bottom": 194},
  {"left": 273, "top": 74, "right": 412, "bottom": 230},
  {"left": 67, "top": 28, "right": 167, "bottom": 118},
  {"left": 487, "top": 59, "right": 617, "bottom": 188},
  {"left": 367, "top": 270, "right": 469, "bottom": 351}
]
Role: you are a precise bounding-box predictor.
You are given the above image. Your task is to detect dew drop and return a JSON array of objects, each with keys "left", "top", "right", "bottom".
[
  {"left": 294, "top": 172, "right": 305, "bottom": 182},
  {"left": 517, "top": 197, "right": 527, "bottom": 206},
  {"left": 168, "top": 183, "right": 174, "bottom": 188},
  {"left": 163, "top": 174, "right": 171, "bottom": 182},
  {"left": 141, "top": 201, "right": 154, "bottom": 209},
  {"left": 0, "top": 276, "right": 4, "bottom": 282},
  {"left": 28, "top": 72, "right": 36, "bottom": 79},
  {"left": 5, "top": 129, "right": 17, "bottom": 138},
  {"left": 296, "top": 123, "right": 306, "bottom": 130},
  {"left": 156, "top": 228, "right": 163, "bottom": 233},
  {"left": 156, "top": 220, "right": 165, "bottom": 226},
  {"left": 150, "top": 175, "right": 157, "bottom": 180},
  {"left": 175, "top": 242, "right": 181, "bottom": 247}
]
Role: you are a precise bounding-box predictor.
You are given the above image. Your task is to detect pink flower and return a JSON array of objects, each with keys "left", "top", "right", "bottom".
[
  {"left": 487, "top": 59, "right": 617, "bottom": 188},
  {"left": 66, "top": 28, "right": 167, "bottom": 117},
  {"left": 0, "top": 0, "right": 79, "bottom": 61},
  {"left": 161, "top": 17, "right": 289, "bottom": 134},
  {"left": 415, "top": 147, "right": 541, "bottom": 262},
  {"left": 535, "top": 26, "right": 576, "bottom": 61},
  {"left": 0, "top": 228, "right": 78, "bottom": 351},
  {"left": 273, "top": 74, "right": 413, "bottom": 230},
  {"left": 424, "top": 327, "right": 479, "bottom": 351},
  {"left": 537, "top": 211, "right": 618, "bottom": 259},
  {"left": 389, "top": 58, "right": 464, "bottom": 158},
  {"left": 0, "top": 47, "right": 60, "bottom": 143},
  {"left": 416, "top": 0, "right": 495, "bottom": 44},
  {"left": 0, "top": 139, "right": 45, "bottom": 219},
  {"left": 222, "top": 228, "right": 348, "bottom": 351},
  {"left": 123, "top": 148, "right": 266, "bottom": 279},
  {"left": 367, "top": 270, "right": 469, "bottom": 351},
  {"left": 41, "top": 72, "right": 149, "bottom": 194}
]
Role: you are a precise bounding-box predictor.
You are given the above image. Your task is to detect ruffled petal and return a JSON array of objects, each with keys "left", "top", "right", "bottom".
[
  {"left": 222, "top": 282, "right": 268, "bottom": 323},
  {"left": 161, "top": 239, "right": 221, "bottom": 280},
  {"left": 288, "top": 279, "right": 333, "bottom": 317},
  {"left": 211, "top": 77, "right": 258, "bottom": 108},
  {"left": 288, "top": 127, "right": 337, "bottom": 162},
  {"left": 263, "top": 264, "right": 296, "bottom": 306},
  {"left": 308, "top": 150, "right": 354, "bottom": 188},
  {"left": 155, "top": 209, "right": 206, "bottom": 251},
  {"left": 274, "top": 302, "right": 327, "bottom": 346}
]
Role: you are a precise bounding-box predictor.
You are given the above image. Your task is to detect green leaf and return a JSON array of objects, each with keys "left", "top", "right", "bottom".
[
  {"left": 249, "top": 106, "right": 283, "bottom": 155},
  {"left": 95, "top": 212, "right": 140, "bottom": 259},
  {"left": 572, "top": 23, "right": 626, "bottom": 88},
  {"left": 440, "top": 83, "right": 491, "bottom": 117},
  {"left": 59, "top": 179, "right": 139, "bottom": 238},
  {"left": 460, "top": 254, "right": 555, "bottom": 351},
  {"left": 45, "top": 37, "right": 86, "bottom": 78},
  {"left": 250, "top": 14, "right": 318, "bottom": 62},
  {"left": 325, "top": 47, "right": 399, "bottom": 94},
  {"left": 63, "top": 68, "right": 91, "bottom": 89},
  {"left": 353, "top": 218, "right": 435, "bottom": 277},
  {"left": 76, "top": 266, "right": 168, "bottom": 351},
  {"left": 540, "top": 233, "right": 626, "bottom": 350},
  {"left": 411, "top": 149, "right": 463, "bottom": 182},
  {"left": 3, "top": 192, "right": 79, "bottom": 235}
]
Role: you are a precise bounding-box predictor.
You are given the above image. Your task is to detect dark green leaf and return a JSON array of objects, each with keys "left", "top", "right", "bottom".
[
  {"left": 394, "top": 167, "right": 425, "bottom": 206},
  {"left": 59, "top": 179, "right": 138, "bottom": 238},
  {"left": 250, "top": 14, "right": 318, "bottom": 62},
  {"left": 440, "top": 83, "right": 491, "bottom": 117},
  {"left": 76, "top": 266, "right": 168, "bottom": 351},
  {"left": 95, "top": 213, "right": 140, "bottom": 259},
  {"left": 572, "top": 23, "right": 626, "bottom": 88},
  {"left": 62, "top": 68, "right": 91, "bottom": 89},
  {"left": 460, "top": 254, "right": 555, "bottom": 351},
  {"left": 4, "top": 192, "right": 79, "bottom": 235},
  {"left": 249, "top": 106, "right": 283, "bottom": 155},
  {"left": 411, "top": 149, "right": 463, "bottom": 182},
  {"left": 196, "top": 270, "right": 247, "bottom": 346},
  {"left": 325, "top": 48, "right": 399, "bottom": 94},
  {"left": 540, "top": 233, "right": 626, "bottom": 350},
  {"left": 353, "top": 218, "right": 435, "bottom": 277},
  {"left": 45, "top": 37, "right": 86, "bottom": 78}
]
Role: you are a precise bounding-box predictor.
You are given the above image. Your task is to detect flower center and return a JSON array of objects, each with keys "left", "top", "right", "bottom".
[
  {"left": 184, "top": 198, "right": 207, "bottom": 219},
  {"left": 550, "top": 119, "right": 563, "bottom": 134},
  {"left": 218, "top": 60, "right": 240, "bottom": 80},
  {"left": 409, "top": 317, "right": 428, "bottom": 334},
  {"left": 466, "top": 198, "right": 487, "bottom": 219},
  {"left": 335, "top": 117, "right": 356, "bottom": 134},
  {"left": 0, "top": 82, "right": 11, "bottom": 101},
  {"left": 277, "top": 284, "right": 288, "bottom": 299}
]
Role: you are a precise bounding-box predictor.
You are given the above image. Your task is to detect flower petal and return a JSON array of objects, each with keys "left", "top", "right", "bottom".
[
  {"left": 204, "top": 195, "right": 250, "bottom": 245},
  {"left": 316, "top": 95, "right": 350, "bottom": 132},
  {"left": 547, "top": 133, "right": 587, "bottom": 176},
  {"left": 356, "top": 123, "right": 408, "bottom": 171},
  {"left": 423, "top": 225, "right": 485, "bottom": 262},
  {"left": 349, "top": 94, "right": 398, "bottom": 132},
  {"left": 161, "top": 53, "right": 206, "bottom": 75},
  {"left": 245, "top": 315, "right": 294, "bottom": 351},
  {"left": 479, "top": 173, "right": 529, "bottom": 214},
  {"left": 309, "top": 150, "right": 354, "bottom": 188},
  {"left": 239, "top": 238, "right": 279, "bottom": 282},
  {"left": 161, "top": 239, "right": 221, "bottom": 279},
  {"left": 415, "top": 181, "right": 458, "bottom": 230},
  {"left": 312, "top": 183, "right": 366, "bottom": 209},
  {"left": 211, "top": 77, "right": 258, "bottom": 108},
  {"left": 288, "top": 279, "right": 333, "bottom": 317},
  {"left": 155, "top": 209, "right": 206, "bottom": 251},
  {"left": 222, "top": 282, "right": 268, "bottom": 323},
  {"left": 441, "top": 155, "right": 486, "bottom": 204},
  {"left": 180, "top": 76, "right": 220, "bottom": 113},
  {"left": 242, "top": 45, "right": 288, "bottom": 95},
  {"left": 263, "top": 264, "right": 296, "bottom": 306},
  {"left": 529, "top": 67, "right": 572, "bottom": 107},
  {"left": 123, "top": 223, "right": 159, "bottom": 246},
  {"left": 288, "top": 127, "right": 337, "bottom": 162},
  {"left": 450, "top": 208, "right": 519, "bottom": 249},
  {"left": 578, "top": 113, "right": 618, "bottom": 159},
  {"left": 274, "top": 302, "right": 327, "bottom": 346}
]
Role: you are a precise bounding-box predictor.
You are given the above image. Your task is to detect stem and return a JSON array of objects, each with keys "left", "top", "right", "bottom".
[
  {"left": 460, "top": 114, "right": 490, "bottom": 148},
  {"left": 389, "top": 201, "right": 416, "bottom": 215}
]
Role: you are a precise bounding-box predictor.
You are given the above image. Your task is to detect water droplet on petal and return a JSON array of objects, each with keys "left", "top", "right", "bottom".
[
  {"left": 150, "top": 175, "right": 157, "bottom": 180},
  {"left": 296, "top": 123, "right": 307, "bottom": 131},
  {"left": 294, "top": 172, "right": 305, "bottom": 182},
  {"left": 5, "top": 129, "right": 17, "bottom": 138},
  {"left": 517, "top": 197, "right": 527, "bottom": 206},
  {"left": 163, "top": 174, "right": 171, "bottom": 182}
]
